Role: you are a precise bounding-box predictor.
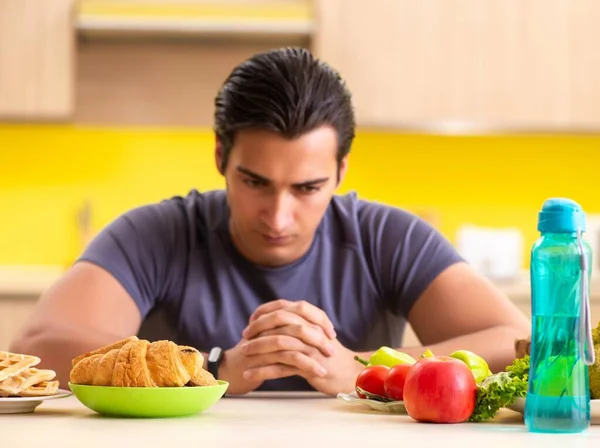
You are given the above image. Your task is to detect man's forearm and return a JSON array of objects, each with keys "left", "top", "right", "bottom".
[
  {"left": 9, "top": 326, "right": 129, "bottom": 386},
  {"left": 357, "top": 325, "right": 529, "bottom": 373}
]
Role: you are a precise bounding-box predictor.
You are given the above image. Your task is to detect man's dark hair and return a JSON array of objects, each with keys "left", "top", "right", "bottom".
[{"left": 214, "top": 47, "right": 355, "bottom": 173}]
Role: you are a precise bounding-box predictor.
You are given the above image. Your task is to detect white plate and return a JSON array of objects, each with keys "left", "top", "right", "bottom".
[
  {"left": 0, "top": 389, "right": 73, "bottom": 414},
  {"left": 507, "top": 398, "right": 600, "bottom": 424},
  {"left": 336, "top": 391, "right": 407, "bottom": 413}
]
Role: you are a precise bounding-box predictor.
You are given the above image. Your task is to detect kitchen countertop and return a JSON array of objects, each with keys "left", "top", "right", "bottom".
[
  {"left": 4, "top": 391, "right": 599, "bottom": 448},
  {"left": 0, "top": 265, "right": 65, "bottom": 297},
  {"left": 2, "top": 265, "right": 600, "bottom": 303},
  {"left": 489, "top": 271, "right": 600, "bottom": 303}
]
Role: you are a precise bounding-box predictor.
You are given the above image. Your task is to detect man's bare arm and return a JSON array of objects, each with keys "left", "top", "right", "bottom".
[
  {"left": 357, "top": 262, "right": 531, "bottom": 372},
  {"left": 9, "top": 261, "right": 142, "bottom": 385}
]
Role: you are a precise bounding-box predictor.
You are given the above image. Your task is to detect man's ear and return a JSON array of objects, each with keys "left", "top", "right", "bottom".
[
  {"left": 215, "top": 137, "right": 224, "bottom": 175},
  {"left": 336, "top": 155, "right": 349, "bottom": 186}
]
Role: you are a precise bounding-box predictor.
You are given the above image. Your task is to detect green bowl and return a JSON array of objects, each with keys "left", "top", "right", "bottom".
[{"left": 68, "top": 380, "right": 229, "bottom": 418}]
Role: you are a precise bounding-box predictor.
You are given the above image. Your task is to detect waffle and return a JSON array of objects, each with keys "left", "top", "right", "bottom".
[
  {"left": 0, "top": 351, "right": 40, "bottom": 382},
  {"left": 0, "top": 368, "right": 57, "bottom": 397},
  {"left": 18, "top": 380, "right": 59, "bottom": 397},
  {"left": 0, "top": 351, "right": 59, "bottom": 398}
]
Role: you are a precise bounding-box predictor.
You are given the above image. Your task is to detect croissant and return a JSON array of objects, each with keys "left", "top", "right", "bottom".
[{"left": 70, "top": 337, "right": 218, "bottom": 387}]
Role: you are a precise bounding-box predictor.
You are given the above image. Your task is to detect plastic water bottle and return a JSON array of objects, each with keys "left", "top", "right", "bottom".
[{"left": 524, "top": 198, "right": 595, "bottom": 433}]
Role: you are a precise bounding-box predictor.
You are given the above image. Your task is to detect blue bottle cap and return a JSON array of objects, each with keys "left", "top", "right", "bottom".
[{"left": 538, "top": 198, "right": 586, "bottom": 233}]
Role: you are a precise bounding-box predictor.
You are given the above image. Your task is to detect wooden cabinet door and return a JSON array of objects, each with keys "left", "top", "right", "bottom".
[
  {"left": 0, "top": 0, "right": 75, "bottom": 120},
  {"left": 313, "top": 0, "right": 600, "bottom": 130},
  {"left": 568, "top": 0, "right": 600, "bottom": 127}
]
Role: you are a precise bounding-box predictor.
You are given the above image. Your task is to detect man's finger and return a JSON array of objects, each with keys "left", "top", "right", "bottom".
[
  {"left": 243, "top": 310, "right": 306, "bottom": 340},
  {"left": 288, "top": 301, "right": 336, "bottom": 339},
  {"left": 242, "top": 334, "right": 307, "bottom": 356},
  {"left": 248, "top": 299, "right": 293, "bottom": 323},
  {"left": 246, "top": 351, "right": 327, "bottom": 377},
  {"left": 256, "top": 326, "right": 335, "bottom": 356},
  {"left": 243, "top": 364, "right": 303, "bottom": 382},
  {"left": 248, "top": 300, "right": 336, "bottom": 339}
]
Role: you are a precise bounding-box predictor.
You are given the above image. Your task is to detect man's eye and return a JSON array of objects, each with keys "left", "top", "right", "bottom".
[
  {"left": 298, "top": 185, "right": 320, "bottom": 194},
  {"left": 243, "top": 179, "right": 263, "bottom": 188}
]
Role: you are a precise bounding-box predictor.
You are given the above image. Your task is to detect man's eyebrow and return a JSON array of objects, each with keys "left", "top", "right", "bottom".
[
  {"left": 236, "top": 166, "right": 329, "bottom": 187},
  {"left": 292, "top": 177, "right": 330, "bottom": 188},
  {"left": 236, "top": 166, "right": 270, "bottom": 183}
]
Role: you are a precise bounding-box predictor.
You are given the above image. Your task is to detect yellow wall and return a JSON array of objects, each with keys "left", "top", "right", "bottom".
[{"left": 1, "top": 124, "right": 598, "bottom": 268}]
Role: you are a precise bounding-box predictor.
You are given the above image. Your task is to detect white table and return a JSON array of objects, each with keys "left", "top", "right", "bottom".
[{"left": 3, "top": 392, "right": 600, "bottom": 448}]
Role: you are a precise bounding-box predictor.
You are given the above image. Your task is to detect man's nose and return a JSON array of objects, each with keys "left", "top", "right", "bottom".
[{"left": 262, "top": 193, "right": 294, "bottom": 233}]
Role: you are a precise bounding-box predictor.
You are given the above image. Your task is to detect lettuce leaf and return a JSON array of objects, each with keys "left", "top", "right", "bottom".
[
  {"left": 468, "top": 355, "right": 529, "bottom": 422},
  {"left": 506, "top": 354, "right": 529, "bottom": 380}
]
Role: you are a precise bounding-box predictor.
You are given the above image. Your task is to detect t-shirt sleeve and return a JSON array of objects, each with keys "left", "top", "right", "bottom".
[
  {"left": 359, "top": 202, "right": 464, "bottom": 318},
  {"left": 76, "top": 200, "right": 188, "bottom": 319}
]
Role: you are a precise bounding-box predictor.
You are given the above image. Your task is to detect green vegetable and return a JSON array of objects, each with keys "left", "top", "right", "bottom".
[
  {"left": 506, "top": 354, "right": 530, "bottom": 380},
  {"left": 592, "top": 320, "right": 600, "bottom": 346},
  {"left": 354, "top": 346, "right": 416, "bottom": 368},
  {"left": 468, "top": 355, "right": 529, "bottom": 422},
  {"left": 449, "top": 349, "right": 493, "bottom": 383},
  {"left": 589, "top": 346, "right": 600, "bottom": 399},
  {"left": 589, "top": 321, "right": 600, "bottom": 399}
]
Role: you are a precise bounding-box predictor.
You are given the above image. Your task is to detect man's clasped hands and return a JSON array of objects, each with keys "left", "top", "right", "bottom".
[{"left": 218, "top": 299, "right": 362, "bottom": 396}]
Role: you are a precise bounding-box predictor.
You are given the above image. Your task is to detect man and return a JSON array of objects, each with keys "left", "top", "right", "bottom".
[{"left": 10, "top": 48, "right": 530, "bottom": 396}]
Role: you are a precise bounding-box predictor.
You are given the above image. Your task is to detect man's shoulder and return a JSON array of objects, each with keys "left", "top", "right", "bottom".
[
  {"left": 158, "top": 188, "right": 226, "bottom": 213},
  {"left": 328, "top": 192, "right": 463, "bottom": 318},
  {"left": 122, "top": 189, "right": 226, "bottom": 227},
  {"left": 329, "top": 191, "right": 420, "bottom": 234},
  {"left": 77, "top": 189, "right": 229, "bottom": 317},
  {"left": 327, "top": 191, "right": 451, "bottom": 261}
]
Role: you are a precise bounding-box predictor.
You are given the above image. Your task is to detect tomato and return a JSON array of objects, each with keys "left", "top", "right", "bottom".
[
  {"left": 355, "top": 365, "right": 389, "bottom": 398},
  {"left": 384, "top": 363, "right": 412, "bottom": 401}
]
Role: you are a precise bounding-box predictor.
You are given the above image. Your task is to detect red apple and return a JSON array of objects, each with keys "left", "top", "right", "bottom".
[
  {"left": 403, "top": 355, "right": 477, "bottom": 423},
  {"left": 384, "top": 363, "right": 412, "bottom": 401}
]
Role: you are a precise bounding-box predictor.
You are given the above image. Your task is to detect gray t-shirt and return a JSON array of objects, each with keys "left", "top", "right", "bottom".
[{"left": 79, "top": 189, "right": 463, "bottom": 390}]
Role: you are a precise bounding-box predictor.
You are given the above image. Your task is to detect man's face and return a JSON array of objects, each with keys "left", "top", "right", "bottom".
[{"left": 218, "top": 126, "right": 347, "bottom": 267}]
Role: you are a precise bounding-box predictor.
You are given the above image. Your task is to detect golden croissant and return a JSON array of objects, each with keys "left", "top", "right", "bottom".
[{"left": 70, "top": 336, "right": 218, "bottom": 387}]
